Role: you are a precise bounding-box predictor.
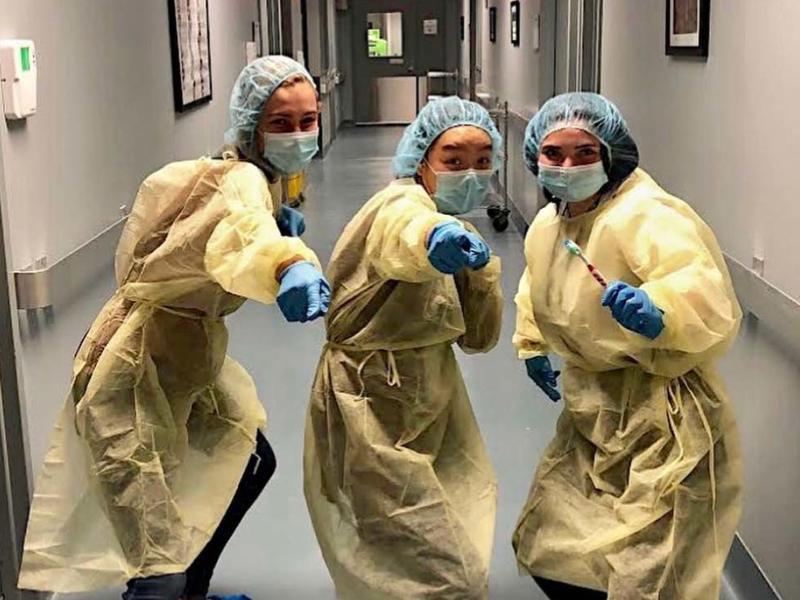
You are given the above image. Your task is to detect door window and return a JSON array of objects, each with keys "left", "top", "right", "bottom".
[{"left": 367, "top": 12, "right": 403, "bottom": 58}]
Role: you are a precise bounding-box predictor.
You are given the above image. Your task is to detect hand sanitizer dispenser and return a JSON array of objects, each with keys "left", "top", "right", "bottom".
[{"left": 1, "top": 40, "right": 37, "bottom": 120}]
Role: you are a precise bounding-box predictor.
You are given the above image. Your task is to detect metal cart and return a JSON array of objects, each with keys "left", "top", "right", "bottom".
[{"left": 486, "top": 100, "right": 511, "bottom": 232}]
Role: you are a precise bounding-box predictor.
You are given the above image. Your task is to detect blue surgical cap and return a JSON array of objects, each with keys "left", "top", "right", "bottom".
[
  {"left": 225, "top": 56, "right": 316, "bottom": 154},
  {"left": 393, "top": 96, "right": 503, "bottom": 178},
  {"left": 524, "top": 92, "right": 639, "bottom": 185}
]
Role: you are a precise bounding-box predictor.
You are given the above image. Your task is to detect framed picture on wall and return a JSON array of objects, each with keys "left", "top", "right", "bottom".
[
  {"left": 489, "top": 7, "right": 497, "bottom": 43},
  {"left": 510, "top": 1, "right": 520, "bottom": 47},
  {"left": 168, "top": 0, "right": 213, "bottom": 112},
  {"left": 665, "top": 0, "right": 710, "bottom": 57}
]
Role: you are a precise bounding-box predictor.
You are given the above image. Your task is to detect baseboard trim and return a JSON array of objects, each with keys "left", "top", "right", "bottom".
[{"left": 723, "top": 535, "right": 783, "bottom": 600}]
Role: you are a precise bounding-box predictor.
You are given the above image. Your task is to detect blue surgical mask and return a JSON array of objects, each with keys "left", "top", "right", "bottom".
[
  {"left": 263, "top": 130, "right": 319, "bottom": 175},
  {"left": 430, "top": 168, "right": 494, "bottom": 215},
  {"left": 537, "top": 162, "right": 609, "bottom": 203}
]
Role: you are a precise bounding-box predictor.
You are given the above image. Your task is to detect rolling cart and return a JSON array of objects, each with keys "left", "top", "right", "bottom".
[{"left": 486, "top": 100, "right": 511, "bottom": 232}]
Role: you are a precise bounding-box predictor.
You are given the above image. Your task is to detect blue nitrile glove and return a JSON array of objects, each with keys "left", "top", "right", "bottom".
[
  {"left": 601, "top": 281, "right": 665, "bottom": 340},
  {"left": 525, "top": 356, "right": 561, "bottom": 402},
  {"left": 277, "top": 261, "right": 331, "bottom": 323},
  {"left": 208, "top": 595, "right": 253, "bottom": 600},
  {"left": 426, "top": 222, "right": 491, "bottom": 274},
  {"left": 276, "top": 205, "right": 306, "bottom": 237}
]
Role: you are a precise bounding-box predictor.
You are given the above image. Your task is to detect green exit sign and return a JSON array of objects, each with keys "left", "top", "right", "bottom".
[{"left": 20, "top": 46, "right": 31, "bottom": 71}]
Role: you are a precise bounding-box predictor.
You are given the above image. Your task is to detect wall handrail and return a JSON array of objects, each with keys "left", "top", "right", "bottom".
[
  {"left": 724, "top": 253, "right": 800, "bottom": 356},
  {"left": 475, "top": 90, "right": 534, "bottom": 130},
  {"left": 13, "top": 216, "right": 127, "bottom": 310}
]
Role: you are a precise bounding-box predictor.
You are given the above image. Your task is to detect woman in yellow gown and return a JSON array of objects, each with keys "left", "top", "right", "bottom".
[
  {"left": 18, "top": 56, "right": 328, "bottom": 600},
  {"left": 304, "top": 97, "right": 504, "bottom": 599},
  {"left": 513, "top": 92, "right": 742, "bottom": 600}
]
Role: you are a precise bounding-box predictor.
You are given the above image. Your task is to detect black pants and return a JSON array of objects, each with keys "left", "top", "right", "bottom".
[
  {"left": 534, "top": 576, "right": 608, "bottom": 600},
  {"left": 124, "top": 432, "right": 276, "bottom": 600}
]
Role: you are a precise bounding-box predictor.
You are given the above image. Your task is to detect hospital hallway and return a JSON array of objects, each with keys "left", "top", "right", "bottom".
[{"left": 2, "top": 1, "right": 799, "bottom": 599}]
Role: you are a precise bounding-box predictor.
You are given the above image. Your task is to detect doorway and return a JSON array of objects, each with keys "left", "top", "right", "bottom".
[
  {"left": 350, "top": 0, "right": 452, "bottom": 124},
  {"left": 553, "top": 0, "right": 603, "bottom": 95},
  {"left": 0, "top": 131, "right": 30, "bottom": 600}
]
